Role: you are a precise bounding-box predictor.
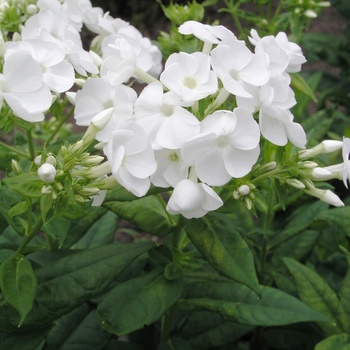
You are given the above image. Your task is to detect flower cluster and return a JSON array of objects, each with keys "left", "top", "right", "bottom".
[{"left": 0, "top": 0, "right": 347, "bottom": 219}]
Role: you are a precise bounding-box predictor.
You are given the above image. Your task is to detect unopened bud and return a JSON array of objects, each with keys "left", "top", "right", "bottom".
[
  {"left": 259, "top": 161, "right": 277, "bottom": 172},
  {"left": 299, "top": 140, "right": 343, "bottom": 159},
  {"left": 80, "top": 155, "right": 105, "bottom": 166},
  {"left": 41, "top": 185, "right": 53, "bottom": 195},
  {"left": 26, "top": 4, "right": 38, "bottom": 15},
  {"left": 244, "top": 197, "right": 253, "bottom": 210},
  {"left": 11, "top": 159, "right": 22, "bottom": 175},
  {"left": 311, "top": 167, "right": 333, "bottom": 179},
  {"left": 298, "top": 161, "right": 318, "bottom": 169},
  {"left": 89, "top": 50, "right": 102, "bottom": 67},
  {"left": 237, "top": 184, "right": 250, "bottom": 196},
  {"left": 12, "top": 32, "right": 21, "bottom": 42},
  {"left": 46, "top": 155, "right": 56, "bottom": 165},
  {"left": 74, "top": 195, "right": 86, "bottom": 203},
  {"left": 286, "top": 178, "right": 305, "bottom": 189},
  {"left": 34, "top": 155, "right": 42, "bottom": 166},
  {"left": 304, "top": 188, "right": 344, "bottom": 207},
  {"left": 304, "top": 9, "right": 317, "bottom": 18},
  {"left": 71, "top": 140, "right": 84, "bottom": 153},
  {"left": 38, "top": 163, "right": 56, "bottom": 183},
  {"left": 79, "top": 187, "right": 101, "bottom": 196}
]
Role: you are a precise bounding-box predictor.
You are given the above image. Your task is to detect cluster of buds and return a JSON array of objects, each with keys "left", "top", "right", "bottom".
[{"left": 233, "top": 184, "right": 256, "bottom": 210}]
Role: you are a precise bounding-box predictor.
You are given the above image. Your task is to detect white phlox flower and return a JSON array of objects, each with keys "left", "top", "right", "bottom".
[
  {"left": 160, "top": 51, "right": 218, "bottom": 103},
  {"left": 151, "top": 148, "right": 189, "bottom": 188},
  {"left": 249, "top": 30, "right": 306, "bottom": 73},
  {"left": 0, "top": 50, "right": 52, "bottom": 122},
  {"left": 166, "top": 178, "right": 223, "bottom": 219},
  {"left": 236, "top": 76, "right": 306, "bottom": 148},
  {"left": 134, "top": 81, "right": 200, "bottom": 149},
  {"left": 181, "top": 109, "right": 260, "bottom": 186},
  {"left": 341, "top": 137, "right": 350, "bottom": 188},
  {"left": 210, "top": 40, "right": 270, "bottom": 98},
  {"left": 178, "top": 20, "right": 238, "bottom": 53},
  {"left": 5, "top": 39, "right": 75, "bottom": 93},
  {"left": 21, "top": 8, "right": 98, "bottom": 76},
  {"left": 103, "top": 121, "right": 157, "bottom": 197},
  {"left": 100, "top": 36, "right": 137, "bottom": 85},
  {"left": 74, "top": 78, "right": 137, "bottom": 142}
]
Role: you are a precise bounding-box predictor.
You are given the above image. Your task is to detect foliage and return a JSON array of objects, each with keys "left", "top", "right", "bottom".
[{"left": 0, "top": 0, "right": 349, "bottom": 349}]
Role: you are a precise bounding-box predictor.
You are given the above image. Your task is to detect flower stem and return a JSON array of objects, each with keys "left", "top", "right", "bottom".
[
  {"left": 0, "top": 140, "right": 29, "bottom": 159},
  {"left": 16, "top": 217, "right": 43, "bottom": 257},
  {"left": 46, "top": 106, "right": 74, "bottom": 146},
  {"left": 27, "top": 129, "right": 35, "bottom": 159}
]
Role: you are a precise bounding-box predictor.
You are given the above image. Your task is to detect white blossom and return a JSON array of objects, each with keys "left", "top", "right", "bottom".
[{"left": 38, "top": 163, "right": 56, "bottom": 183}]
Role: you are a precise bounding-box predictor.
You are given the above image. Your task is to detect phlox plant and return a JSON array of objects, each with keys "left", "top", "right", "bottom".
[{"left": 0, "top": 0, "right": 350, "bottom": 349}]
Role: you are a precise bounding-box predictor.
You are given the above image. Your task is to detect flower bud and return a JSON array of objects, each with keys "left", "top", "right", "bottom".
[
  {"left": 41, "top": 185, "right": 53, "bottom": 195},
  {"left": 11, "top": 159, "right": 22, "bottom": 175},
  {"left": 311, "top": 167, "right": 333, "bottom": 179},
  {"left": 34, "top": 155, "right": 42, "bottom": 166},
  {"left": 237, "top": 184, "right": 250, "bottom": 196},
  {"left": 26, "top": 4, "right": 38, "bottom": 15},
  {"left": 286, "top": 178, "right": 305, "bottom": 189},
  {"left": 304, "top": 188, "right": 344, "bottom": 207},
  {"left": 299, "top": 140, "right": 343, "bottom": 159},
  {"left": 298, "top": 161, "right": 318, "bottom": 169},
  {"left": 38, "top": 163, "right": 56, "bottom": 183},
  {"left": 46, "top": 155, "right": 56, "bottom": 165},
  {"left": 79, "top": 187, "right": 101, "bottom": 196},
  {"left": 304, "top": 9, "right": 317, "bottom": 18}
]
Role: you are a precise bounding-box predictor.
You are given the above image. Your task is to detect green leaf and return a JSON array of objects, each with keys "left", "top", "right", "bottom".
[
  {"left": 3, "top": 173, "right": 43, "bottom": 198},
  {"left": 0, "top": 326, "right": 51, "bottom": 350},
  {"left": 291, "top": 73, "right": 317, "bottom": 103},
  {"left": 40, "top": 195, "right": 54, "bottom": 224},
  {"left": 269, "top": 201, "right": 328, "bottom": 250},
  {"left": 315, "top": 333, "right": 350, "bottom": 350},
  {"left": 60, "top": 206, "right": 107, "bottom": 248},
  {"left": 0, "top": 255, "right": 37, "bottom": 326},
  {"left": 158, "top": 337, "right": 193, "bottom": 350},
  {"left": 0, "top": 241, "right": 154, "bottom": 331},
  {"left": 184, "top": 212, "right": 259, "bottom": 295},
  {"left": 283, "top": 258, "right": 350, "bottom": 335},
  {"left": 103, "top": 195, "right": 177, "bottom": 237},
  {"left": 181, "top": 311, "right": 252, "bottom": 349},
  {"left": 316, "top": 207, "right": 350, "bottom": 236},
  {"left": 46, "top": 306, "right": 111, "bottom": 350},
  {"left": 7, "top": 201, "right": 30, "bottom": 218},
  {"left": 98, "top": 269, "right": 184, "bottom": 335},
  {"left": 177, "top": 280, "right": 329, "bottom": 327},
  {"left": 340, "top": 267, "right": 350, "bottom": 319},
  {"left": 74, "top": 211, "right": 118, "bottom": 249}
]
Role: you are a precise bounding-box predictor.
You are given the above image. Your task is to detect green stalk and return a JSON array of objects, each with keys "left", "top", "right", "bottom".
[
  {"left": 0, "top": 140, "right": 29, "bottom": 159},
  {"left": 16, "top": 217, "right": 43, "bottom": 257},
  {"left": 27, "top": 129, "right": 35, "bottom": 160},
  {"left": 46, "top": 106, "right": 74, "bottom": 146}
]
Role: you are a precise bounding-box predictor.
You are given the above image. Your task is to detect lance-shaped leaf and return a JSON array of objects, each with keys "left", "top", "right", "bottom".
[
  {"left": 2, "top": 173, "right": 43, "bottom": 198},
  {"left": 103, "top": 195, "right": 177, "bottom": 237},
  {"left": 0, "top": 254, "right": 37, "bottom": 326},
  {"left": 98, "top": 269, "right": 184, "bottom": 335},
  {"left": 283, "top": 257, "right": 350, "bottom": 335},
  {"left": 315, "top": 333, "right": 350, "bottom": 350},
  {"left": 0, "top": 241, "right": 154, "bottom": 331},
  {"left": 177, "top": 280, "right": 329, "bottom": 327},
  {"left": 184, "top": 212, "right": 259, "bottom": 294}
]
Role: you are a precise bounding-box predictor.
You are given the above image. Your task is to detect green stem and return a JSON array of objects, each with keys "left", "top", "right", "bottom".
[
  {"left": 27, "top": 130, "right": 35, "bottom": 160},
  {"left": 46, "top": 106, "right": 74, "bottom": 146},
  {"left": 45, "top": 232, "right": 54, "bottom": 251},
  {"left": 259, "top": 188, "right": 275, "bottom": 284},
  {"left": 160, "top": 309, "right": 173, "bottom": 343},
  {"left": 16, "top": 218, "right": 43, "bottom": 257},
  {"left": 0, "top": 140, "right": 29, "bottom": 159}
]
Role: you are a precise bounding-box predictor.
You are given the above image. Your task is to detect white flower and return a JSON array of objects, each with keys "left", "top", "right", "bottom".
[
  {"left": 166, "top": 179, "right": 223, "bottom": 218},
  {"left": 38, "top": 163, "right": 56, "bottom": 183},
  {"left": 249, "top": 30, "right": 306, "bottom": 73},
  {"left": 341, "top": 137, "right": 350, "bottom": 188},
  {"left": 151, "top": 148, "right": 189, "bottom": 188},
  {"left": 5, "top": 39, "right": 75, "bottom": 93},
  {"left": 0, "top": 50, "right": 52, "bottom": 122},
  {"left": 210, "top": 41, "right": 270, "bottom": 98},
  {"left": 236, "top": 77, "right": 306, "bottom": 148},
  {"left": 178, "top": 21, "right": 238, "bottom": 53},
  {"left": 74, "top": 78, "right": 137, "bottom": 142},
  {"left": 103, "top": 121, "right": 157, "bottom": 197},
  {"left": 134, "top": 81, "right": 200, "bottom": 149},
  {"left": 160, "top": 51, "right": 218, "bottom": 103},
  {"left": 181, "top": 109, "right": 260, "bottom": 186}
]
